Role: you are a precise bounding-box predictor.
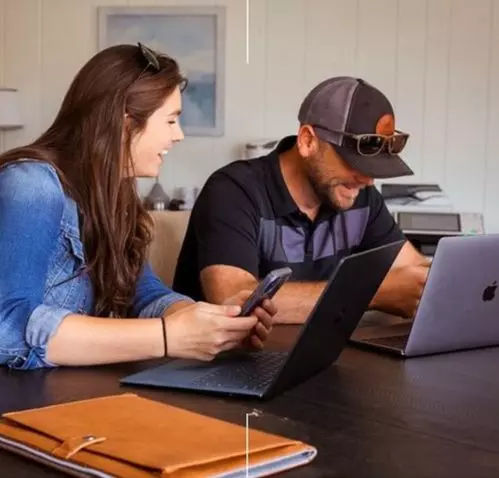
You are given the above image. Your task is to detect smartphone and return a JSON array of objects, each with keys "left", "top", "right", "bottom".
[{"left": 239, "top": 267, "right": 293, "bottom": 316}]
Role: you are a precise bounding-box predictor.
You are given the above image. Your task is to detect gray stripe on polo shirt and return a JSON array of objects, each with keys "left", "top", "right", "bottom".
[
  {"left": 311, "top": 221, "right": 335, "bottom": 261},
  {"left": 259, "top": 218, "right": 287, "bottom": 262},
  {"left": 281, "top": 225, "right": 306, "bottom": 263},
  {"left": 342, "top": 206, "right": 370, "bottom": 249},
  {"left": 312, "top": 206, "right": 370, "bottom": 260},
  {"left": 259, "top": 206, "right": 370, "bottom": 264}
]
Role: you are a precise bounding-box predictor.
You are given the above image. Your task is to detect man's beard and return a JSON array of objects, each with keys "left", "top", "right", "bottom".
[{"left": 305, "top": 157, "right": 344, "bottom": 210}]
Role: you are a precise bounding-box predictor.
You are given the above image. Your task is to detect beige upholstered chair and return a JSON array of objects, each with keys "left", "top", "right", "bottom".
[{"left": 147, "top": 210, "right": 191, "bottom": 287}]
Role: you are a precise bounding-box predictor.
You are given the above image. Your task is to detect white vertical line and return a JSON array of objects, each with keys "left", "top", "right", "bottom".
[
  {"left": 245, "top": 413, "right": 250, "bottom": 477},
  {"left": 245, "top": 411, "right": 260, "bottom": 476},
  {"left": 246, "top": 0, "right": 250, "bottom": 64}
]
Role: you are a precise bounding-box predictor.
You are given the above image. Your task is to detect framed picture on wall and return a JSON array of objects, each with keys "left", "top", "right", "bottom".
[{"left": 98, "top": 6, "right": 226, "bottom": 137}]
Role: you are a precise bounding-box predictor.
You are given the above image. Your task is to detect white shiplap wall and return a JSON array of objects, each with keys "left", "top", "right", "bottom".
[{"left": 0, "top": 0, "right": 498, "bottom": 231}]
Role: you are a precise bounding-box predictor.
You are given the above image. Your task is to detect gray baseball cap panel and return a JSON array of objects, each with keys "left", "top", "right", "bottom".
[{"left": 298, "top": 76, "right": 413, "bottom": 179}]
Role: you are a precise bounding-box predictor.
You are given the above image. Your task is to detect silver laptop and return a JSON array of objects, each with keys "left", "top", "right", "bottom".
[{"left": 350, "top": 234, "right": 499, "bottom": 357}]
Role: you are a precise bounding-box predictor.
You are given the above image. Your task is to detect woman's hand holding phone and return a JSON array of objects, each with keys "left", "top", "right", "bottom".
[
  {"left": 224, "top": 267, "right": 292, "bottom": 350},
  {"left": 223, "top": 291, "right": 276, "bottom": 350}
]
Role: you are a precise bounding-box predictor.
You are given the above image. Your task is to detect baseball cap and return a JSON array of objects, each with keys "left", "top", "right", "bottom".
[{"left": 298, "top": 76, "right": 413, "bottom": 179}]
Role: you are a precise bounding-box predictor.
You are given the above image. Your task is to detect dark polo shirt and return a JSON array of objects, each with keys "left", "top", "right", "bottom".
[{"left": 173, "top": 136, "right": 405, "bottom": 300}]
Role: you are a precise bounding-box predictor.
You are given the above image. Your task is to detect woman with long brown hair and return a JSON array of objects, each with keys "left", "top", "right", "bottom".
[{"left": 0, "top": 43, "right": 274, "bottom": 370}]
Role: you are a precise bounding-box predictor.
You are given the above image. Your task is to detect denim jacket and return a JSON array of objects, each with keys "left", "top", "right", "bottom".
[{"left": 0, "top": 160, "right": 191, "bottom": 370}]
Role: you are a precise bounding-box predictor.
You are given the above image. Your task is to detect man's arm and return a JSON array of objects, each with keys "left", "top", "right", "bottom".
[
  {"left": 355, "top": 187, "right": 431, "bottom": 318},
  {"left": 201, "top": 241, "right": 429, "bottom": 324},
  {"left": 391, "top": 239, "right": 430, "bottom": 269},
  {"left": 369, "top": 240, "right": 430, "bottom": 314},
  {"left": 173, "top": 167, "right": 262, "bottom": 299},
  {"left": 201, "top": 265, "right": 325, "bottom": 324}
]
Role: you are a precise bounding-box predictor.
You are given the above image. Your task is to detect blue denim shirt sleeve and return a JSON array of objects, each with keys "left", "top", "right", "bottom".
[
  {"left": 133, "top": 262, "right": 194, "bottom": 318},
  {"left": 0, "top": 161, "right": 73, "bottom": 369},
  {"left": 0, "top": 161, "right": 193, "bottom": 371}
]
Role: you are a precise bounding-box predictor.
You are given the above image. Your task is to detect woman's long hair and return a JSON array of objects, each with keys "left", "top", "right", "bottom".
[{"left": 0, "top": 44, "right": 186, "bottom": 317}]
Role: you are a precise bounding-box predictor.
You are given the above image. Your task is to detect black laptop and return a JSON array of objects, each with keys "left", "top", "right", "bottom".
[{"left": 121, "top": 240, "right": 404, "bottom": 399}]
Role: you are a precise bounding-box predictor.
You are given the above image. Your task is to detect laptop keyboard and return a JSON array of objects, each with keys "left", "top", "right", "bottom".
[
  {"left": 190, "top": 351, "right": 288, "bottom": 391},
  {"left": 366, "top": 334, "right": 409, "bottom": 349}
]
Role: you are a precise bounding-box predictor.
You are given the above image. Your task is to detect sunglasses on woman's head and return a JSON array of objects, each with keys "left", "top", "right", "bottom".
[
  {"left": 134, "top": 43, "right": 188, "bottom": 92},
  {"left": 328, "top": 129, "right": 410, "bottom": 156},
  {"left": 137, "top": 42, "right": 161, "bottom": 72}
]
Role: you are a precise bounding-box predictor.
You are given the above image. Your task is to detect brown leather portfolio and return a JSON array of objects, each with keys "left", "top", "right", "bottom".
[{"left": 0, "top": 393, "right": 317, "bottom": 477}]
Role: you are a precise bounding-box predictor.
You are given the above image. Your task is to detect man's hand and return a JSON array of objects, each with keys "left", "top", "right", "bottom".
[
  {"left": 223, "top": 290, "right": 277, "bottom": 350},
  {"left": 372, "top": 263, "right": 429, "bottom": 318}
]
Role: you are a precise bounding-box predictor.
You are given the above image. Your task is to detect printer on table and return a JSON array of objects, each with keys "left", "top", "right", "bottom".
[{"left": 381, "top": 183, "right": 484, "bottom": 259}]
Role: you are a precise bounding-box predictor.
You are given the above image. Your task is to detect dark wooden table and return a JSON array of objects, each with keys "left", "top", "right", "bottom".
[{"left": 2, "top": 324, "right": 499, "bottom": 477}]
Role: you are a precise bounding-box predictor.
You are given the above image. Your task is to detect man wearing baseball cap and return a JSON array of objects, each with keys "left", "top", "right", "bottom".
[{"left": 173, "top": 76, "right": 430, "bottom": 323}]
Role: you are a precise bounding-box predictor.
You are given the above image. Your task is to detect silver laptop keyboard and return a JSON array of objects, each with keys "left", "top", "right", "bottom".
[{"left": 190, "top": 351, "right": 288, "bottom": 391}]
